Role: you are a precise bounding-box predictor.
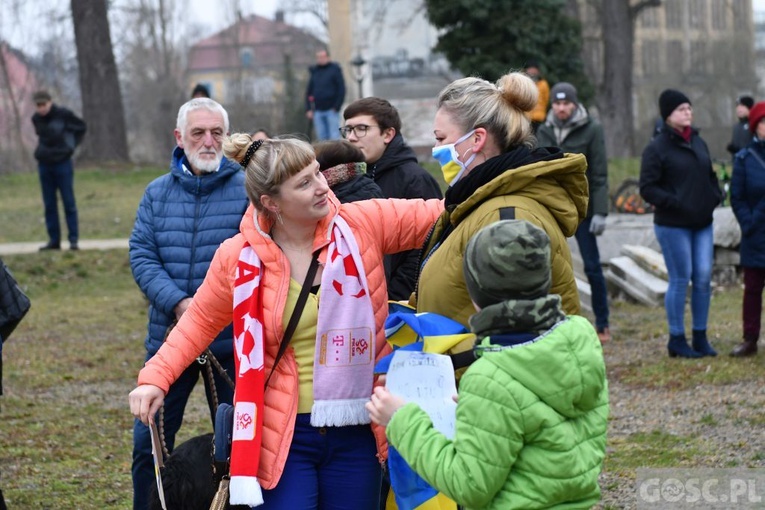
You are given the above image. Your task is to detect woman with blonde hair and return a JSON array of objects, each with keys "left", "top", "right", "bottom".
[
  {"left": 415, "top": 71, "right": 588, "bottom": 326},
  {"left": 129, "top": 136, "right": 442, "bottom": 509}
]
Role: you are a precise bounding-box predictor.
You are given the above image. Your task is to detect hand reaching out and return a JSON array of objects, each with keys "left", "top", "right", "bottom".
[{"left": 366, "top": 386, "right": 406, "bottom": 426}]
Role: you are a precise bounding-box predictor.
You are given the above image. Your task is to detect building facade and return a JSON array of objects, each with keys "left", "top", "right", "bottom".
[
  {"left": 578, "top": 0, "right": 756, "bottom": 156},
  {"left": 186, "top": 13, "right": 325, "bottom": 134}
]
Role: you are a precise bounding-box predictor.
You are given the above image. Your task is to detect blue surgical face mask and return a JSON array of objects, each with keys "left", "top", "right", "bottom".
[{"left": 431, "top": 130, "right": 477, "bottom": 186}]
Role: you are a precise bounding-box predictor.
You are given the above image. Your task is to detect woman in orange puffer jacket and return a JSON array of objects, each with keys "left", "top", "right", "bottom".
[{"left": 129, "top": 136, "right": 443, "bottom": 509}]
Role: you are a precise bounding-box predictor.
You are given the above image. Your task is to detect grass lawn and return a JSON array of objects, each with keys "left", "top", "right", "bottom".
[{"left": 0, "top": 164, "right": 166, "bottom": 243}]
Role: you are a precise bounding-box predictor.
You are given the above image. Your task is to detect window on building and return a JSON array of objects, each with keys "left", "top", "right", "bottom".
[
  {"left": 226, "top": 76, "right": 275, "bottom": 104},
  {"left": 240, "top": 48, "right": 254, "bottom": 68},
  {"left": 641, "top": 41, "right": 661, "bottom": 76},
  {"left": 667, "top": 40, "right": 683, "bottom": 71},
  {"left": 689, "top": 41, "right": 708, "bottom": 74},
  {"left": 711, "top": 1, "right": 728, "bottom": 30},
  {"left": 665, "top": 0, "right": 682, "bottom": 29},
  {"left": 689, "top": 0, "right": 707, "bottom": 30},
  {"left": 640, "top": 7, "right": 659, "bottom": 28}
]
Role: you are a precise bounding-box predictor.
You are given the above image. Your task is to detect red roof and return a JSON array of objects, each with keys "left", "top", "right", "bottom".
[{"left": 187, "top": 14, "right": 323, "bottom": 72}]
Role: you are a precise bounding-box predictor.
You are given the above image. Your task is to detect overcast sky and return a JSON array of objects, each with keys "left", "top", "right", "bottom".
[{"left": 0, "top": 0, "right": 286, "bottom": 55}]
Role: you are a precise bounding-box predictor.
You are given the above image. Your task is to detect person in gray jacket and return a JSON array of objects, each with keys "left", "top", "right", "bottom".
[{"left": 537, "top": 82, "right": 611, "bottom": 342}]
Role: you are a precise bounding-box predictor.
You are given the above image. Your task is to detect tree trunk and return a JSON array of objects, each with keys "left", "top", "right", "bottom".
[
  {"left": 599, "top": 1, "right": 635, "bottom": 158},
  {"left": 598, "top": 0, "right": 661, "bottom": 158},
  {"left": 70, "top": 0, "right": 130, "bottom": 163}
]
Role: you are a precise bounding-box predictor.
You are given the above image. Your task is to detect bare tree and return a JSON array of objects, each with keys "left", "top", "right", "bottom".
[
  {"left": 114, "top": 0, "right": 186, "bottom": 163},
  {"left": 71, "top": 0, "right": 130, "bottom": 163},
  {"left": 597, "top": 0, "right": 661, "bottom": 157}
]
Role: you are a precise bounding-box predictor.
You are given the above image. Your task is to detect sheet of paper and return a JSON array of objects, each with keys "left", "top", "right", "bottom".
[
  {"left": 149, "top": 419, "right": 167, "bottom": 510},
  {"left": 386, "top": 350, "right": 458, "bottom": 439}
]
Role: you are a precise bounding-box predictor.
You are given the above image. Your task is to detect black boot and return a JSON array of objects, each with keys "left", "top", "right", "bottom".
[
  {"left": 39, "top": 241, "right": 61, "bottom": 251},
  {"left": 730, "top": 338, "right": 758, "bottom": 357},
  {"left": 668, "top": 334, "right": 703, "bottom": 358},
  {"left": 691, "top": 329, "right": 717, "bottom": 357}
]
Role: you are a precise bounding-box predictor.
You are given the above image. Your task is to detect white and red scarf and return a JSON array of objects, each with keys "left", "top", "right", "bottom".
[{"left": 229, "top": 216, "right": 375, "bottom": 506}]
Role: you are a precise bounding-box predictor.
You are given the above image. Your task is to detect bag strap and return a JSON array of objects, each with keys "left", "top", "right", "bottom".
[
  {"left": 748, "top": 147, "right": 765, "bottom": 170},
  {"left": 265, "top": 251, "right": 320, "bottom": 388}
]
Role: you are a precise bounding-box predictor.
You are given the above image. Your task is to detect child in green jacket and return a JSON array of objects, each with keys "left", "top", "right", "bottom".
[{"left": 367, "top": 220, "right": 609, "bottom": 509}]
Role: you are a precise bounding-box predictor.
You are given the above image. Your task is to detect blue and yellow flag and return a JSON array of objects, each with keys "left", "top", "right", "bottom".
[{"left": 378, "top": 303, "right": 474, "bottom": 510}]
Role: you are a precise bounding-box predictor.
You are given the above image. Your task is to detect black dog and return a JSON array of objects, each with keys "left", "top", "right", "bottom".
[{"left": 148, "top": 433, "right": 247, "bottom": 510}]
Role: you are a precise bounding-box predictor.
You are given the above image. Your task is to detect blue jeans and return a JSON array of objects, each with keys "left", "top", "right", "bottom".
[
  {"left": 574, "top": 217, "right": 609, "bottom": 331},
  {"left": 261, "top": 413, "right": 382, "bottom": 509},
  {"left": 313, "top": 109, "right": 341, "bottom": 141},
  {"left": 654, "top": 224, "right": 714, "bottom": 336},
  {"left": 132, "top": 354, "right": 235, "bottom": 510},
  {"left": 38, "top": 159, "right": 78, "bottom": 245}
]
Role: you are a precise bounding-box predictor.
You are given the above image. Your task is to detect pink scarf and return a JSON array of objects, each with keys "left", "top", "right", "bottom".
[{"left": 228, "top": 216, "right": 375, "bottom": 506}]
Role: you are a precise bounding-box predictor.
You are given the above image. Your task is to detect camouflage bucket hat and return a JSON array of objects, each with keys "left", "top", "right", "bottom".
[{"left": 463, "top": 220, "right": 552, "bottom": 308}]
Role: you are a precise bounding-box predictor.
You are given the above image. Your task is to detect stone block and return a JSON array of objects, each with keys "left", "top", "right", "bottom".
[
  {"left": 606, "top": 256, "right": 667, "bottom": 306},
  {"left": 621, "top": 244, "right": 668, "bottom": 280},
  {"left": 715, "top": 247, "right": 740, "bottom": 266},
  {"left": 576, "top": 277, "right": 592, "bottom": 313},
  {"left": 713, "top": 207, "right": 741, "bottom": 248}
]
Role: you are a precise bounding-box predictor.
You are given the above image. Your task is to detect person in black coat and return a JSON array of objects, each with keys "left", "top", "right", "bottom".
[
  {"left": 726, "top": 95, "right": 754, "bottom": 161},
  {"left": 341, "top": 97, "right": 443, "bottom": 301},
  {"left": 313, "top": 140, "right": 384, "bottom": 203},
  {"left": 640, "top": 89, "right": 722, "bottom": 359},
  {"left": 31, "top": 90, "right": 87, "bottom": 251},
  {"left": 730, "top": 101, "right": 765, "bottom": 357}
]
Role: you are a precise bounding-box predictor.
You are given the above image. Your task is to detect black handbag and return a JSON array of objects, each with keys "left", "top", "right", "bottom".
[{"left": 0, "top": 257, "right": 31, "bottom": 343}]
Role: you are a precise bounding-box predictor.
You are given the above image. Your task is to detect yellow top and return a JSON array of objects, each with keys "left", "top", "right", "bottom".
[{"left": 282, "top": 277, "right": 319, "bottom": 414}]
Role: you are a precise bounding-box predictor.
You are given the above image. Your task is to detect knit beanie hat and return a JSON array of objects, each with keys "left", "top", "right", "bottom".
[
  {"left": 738, "top": 95, "right": 755, "bottom": 110},
  {"left": 749, "top": 101, "right": 765, "bottom": 133},
  {"left": 659, "top": 89, "right": 691, "bottom": 120},
  {"left": 463, "top": 220, "right": 552, "bottom": 308},
  {"left": 550, "top": 82, "right": 578, "bottom": 104}
]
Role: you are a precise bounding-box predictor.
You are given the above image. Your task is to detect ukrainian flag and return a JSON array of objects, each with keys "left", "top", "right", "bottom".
[{"left": 377, "top": 303, "right": 475, "bottom": 510}]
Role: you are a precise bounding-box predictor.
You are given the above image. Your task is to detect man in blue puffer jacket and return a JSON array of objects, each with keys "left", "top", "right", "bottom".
[{"left": 128, "top": 97, "right": 248, "bottom": 510}]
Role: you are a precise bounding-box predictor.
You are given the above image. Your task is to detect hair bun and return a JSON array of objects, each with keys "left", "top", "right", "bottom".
[{"left": 496, "top": 72, "right": 538, "bottom": 113}]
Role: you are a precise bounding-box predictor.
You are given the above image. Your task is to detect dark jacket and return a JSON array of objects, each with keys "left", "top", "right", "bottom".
[
  {"left": 537, "top": 105, "right": 609, "bottom": 217},
  {"left": 305, "top": 62, "right": 346, "bottom": 112},
  {"left": 727, "top": 118, "right": 752, "bottom": 157},
  {"left": 322, "top": 162, "right": 385, "bottom": 203},
  {"left": 129, "top": 148, "right": 248, "bottom": 359},
  {"left": 732, "top": 140, "right": 765, "bottom": 268},
  {"left": 640, "top": 125, "right": 722, "bottom": 229},
  {"left": 31, "top": 104, "right": 87, "bottom": 164},
  {"left": 369, "top": 133, "right": 443, "bottom": 301}
]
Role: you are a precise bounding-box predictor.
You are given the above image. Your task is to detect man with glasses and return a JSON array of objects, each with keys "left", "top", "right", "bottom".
[
  {"left": 342, "top": 97, "right": 443, "bottom": 301},
  {"left": 31, "top": 89, "right": 87, "bottom": 251}
]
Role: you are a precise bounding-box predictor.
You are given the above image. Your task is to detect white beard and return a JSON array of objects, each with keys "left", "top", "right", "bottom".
[{"left": 187, "top": 150, "right": 222, "bottom": 174}]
